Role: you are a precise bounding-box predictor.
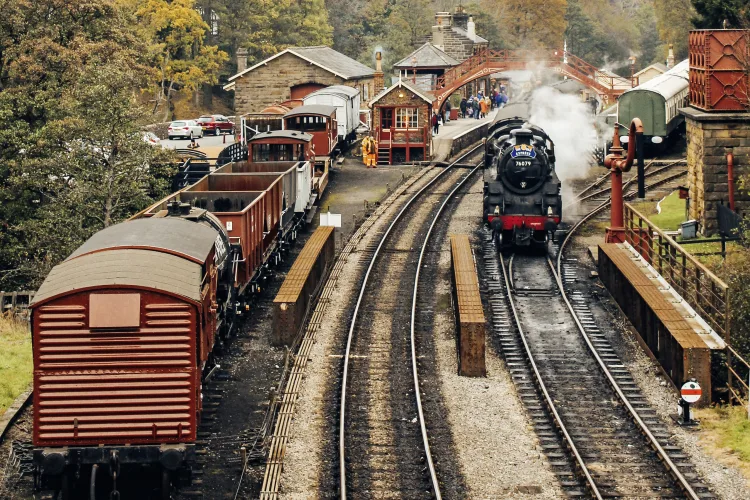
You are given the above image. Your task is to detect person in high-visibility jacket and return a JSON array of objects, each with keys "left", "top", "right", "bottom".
[
  {"left": 368, "top": 137, "right": 378, "bottom": 168},
  {"left": 362, "top": 136, "right": 371, "bottom": 165}
]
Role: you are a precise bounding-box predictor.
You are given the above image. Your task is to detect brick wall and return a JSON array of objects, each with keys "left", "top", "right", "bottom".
[
  {"left": 233, "top": 52, "right": 374, "bottom": 114},
  {"left": 683, "top": 108, "right": 750, "bottom": 234},
  {"left": 372, "top": 87, "right": 431, "bottom": 133}
]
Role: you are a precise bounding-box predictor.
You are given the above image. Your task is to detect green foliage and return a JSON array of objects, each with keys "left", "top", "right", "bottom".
[
  {"left": 194, "top": 0, "right": 332, "bottom": 76},
  {"left": 699, "top": 405, "right": 750, "bottom": 462},
  {"left": 0, "top": 315, "right": 32, "bottom": 414},
  {"left": 654, "top": 0, "right": 694, "bottom": 59},
  {"left": 0, "top": 0, "right": 176, "bottom": 289},
  {"left": 692, "top": 0, "right": 750, "bottom": 29}
]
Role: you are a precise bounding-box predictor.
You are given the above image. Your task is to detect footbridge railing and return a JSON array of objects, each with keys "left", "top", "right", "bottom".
[
  {"left": 432, "top": 49, "right": 636, "bottom": 106},
  {"left": 624, "top": 204, "right": 750, "bottom": 404}
]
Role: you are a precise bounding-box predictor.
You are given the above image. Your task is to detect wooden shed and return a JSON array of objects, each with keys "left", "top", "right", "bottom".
[{"left": 370, "top": 80, "right": 434, "bottom": 165}]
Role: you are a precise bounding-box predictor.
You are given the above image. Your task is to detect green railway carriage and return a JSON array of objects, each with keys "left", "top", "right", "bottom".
[{"left": 618, "top": 60, "right": 689, "bottom": 143}]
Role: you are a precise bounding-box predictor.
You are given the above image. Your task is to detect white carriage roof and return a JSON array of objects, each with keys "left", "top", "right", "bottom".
[
  {"left": 305, "top": 85, "right": 360, "bottom": 99},
  {"left": 623, "top": 60, "right": 688, "bottom": 100},
  {"left": 227, "top": 46, "right": 374, "bottom": 83}
]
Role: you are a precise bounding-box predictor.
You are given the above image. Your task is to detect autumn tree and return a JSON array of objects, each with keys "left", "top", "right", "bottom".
[
  {"left": 497, "top": 0, "right": 567, "bottom": 49},
  {"left": 132, "top": 0, "right": 228, "bottom": 120}
]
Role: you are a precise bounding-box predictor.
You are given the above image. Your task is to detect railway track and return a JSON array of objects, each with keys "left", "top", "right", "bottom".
[
  {"left": 479, "top": 160, "right": 713, "bottom": 498},
  {"left": 568, "top": 158, "right": 686, "bottom": 210},
  {"left": 338, "top": 145, "right": 483, "bottom": 499}
]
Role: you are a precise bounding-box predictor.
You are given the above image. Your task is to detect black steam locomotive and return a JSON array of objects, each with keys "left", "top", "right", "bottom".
[{"left": 483, "top": 101, "right": 562, "bottom": 247}]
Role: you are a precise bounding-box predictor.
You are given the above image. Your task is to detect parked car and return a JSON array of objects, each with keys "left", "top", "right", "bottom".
[
  {"left": 196, "top": 115, "right": 235, "bottom": 135},
  {"left": 168, "top": 120, "right": 203, "bottom": 140},
  {"left": 142, "top": 131, "right": 161, "bottom": 145}
]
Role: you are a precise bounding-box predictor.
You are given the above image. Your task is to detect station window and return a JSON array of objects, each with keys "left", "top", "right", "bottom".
[
  {"left": 396, "top": 108, "right": 418, "bottom": 129},
  {"left": 381, "top": 108, "right": 393, "bottom": 129}
]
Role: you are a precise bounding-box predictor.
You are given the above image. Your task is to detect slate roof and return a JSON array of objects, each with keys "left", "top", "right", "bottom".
[
  {"left": 228, "top": 46, "right": 374, "bottom": 83},
  {"left": 452, "top": 25, "right": 488, "bottom": 44},
  {"left": 68, "top": 218, "right": 219, "bottom": 264},
  {"left": 369, "top": 79, "right": 435, "bottom": 107},
  {"left": 394, "top": 43, "right": 460, "bottom": 69}
]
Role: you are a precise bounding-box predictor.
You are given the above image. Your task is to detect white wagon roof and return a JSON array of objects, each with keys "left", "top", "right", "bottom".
[{"left": 305, "top": 85, "right": 360, "bottom": 99}]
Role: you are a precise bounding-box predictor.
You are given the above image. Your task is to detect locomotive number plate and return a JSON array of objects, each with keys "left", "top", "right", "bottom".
[{"left": 515, "top": 160, "right": 532, "bottom": 167}]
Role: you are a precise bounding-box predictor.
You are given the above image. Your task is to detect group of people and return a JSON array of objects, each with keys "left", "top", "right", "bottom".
[
  {"left": 430, "top": 85, "right": 511, "bottom": 136},
  {"left": 459, "top": 87, "right": 509, "bottom": 119}
]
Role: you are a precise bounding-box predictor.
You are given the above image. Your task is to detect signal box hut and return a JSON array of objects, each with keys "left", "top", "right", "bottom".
[{"left": 370, "top": 80, "right": 434, "bottom": 165}]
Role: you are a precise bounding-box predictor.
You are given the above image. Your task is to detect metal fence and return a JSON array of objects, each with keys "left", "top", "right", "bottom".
[
  {"left": 623, "top": 204, "right": 750, "bottom": 404},
  {"left": 0, "top": 291, "right": 34, "bottom": 321}
]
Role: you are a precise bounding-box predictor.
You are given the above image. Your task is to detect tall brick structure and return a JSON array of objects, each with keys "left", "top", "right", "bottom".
[
  {"left": 680, "top": 107, "right": 750, "bottom": 234},
  {"left": 224, "top": 46, "right": 374, "bottom": 115}
]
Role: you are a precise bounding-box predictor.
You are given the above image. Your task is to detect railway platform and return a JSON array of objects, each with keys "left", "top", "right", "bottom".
[
  {"left": 449, "top": 234, "right": 486, "bottom": 377},
  {"left": 432, "top": 109, "right": 498, "bottom": 162},
  {"left": 598, "top": 240, "right": 725, "bottom": 405}
]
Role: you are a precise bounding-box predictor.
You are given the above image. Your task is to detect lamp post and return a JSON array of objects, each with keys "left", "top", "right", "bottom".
[{"left": 411, "top": 56, "right": 417, "bottom": 85}]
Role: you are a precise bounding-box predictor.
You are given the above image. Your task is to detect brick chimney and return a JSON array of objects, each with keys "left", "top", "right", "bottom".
[
  {"left": 453, "top": 5, "right": 469, "bottom": 30},
  {"left": 374, "top": 51, "right": 384, "bottom": 93},
  {"left": 435, "top": 11, "right": 451, "bottom": 27},
  {"left": 237, "top": 48, "right": 248, "bottom": 73}
]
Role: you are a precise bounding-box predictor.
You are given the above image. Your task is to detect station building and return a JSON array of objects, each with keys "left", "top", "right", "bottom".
[
  {"left": 369, "top": 79, "right": 434, "bottom": 164},
  {"left": 225, "top": 46, "right": 376, "bottom": 114}
]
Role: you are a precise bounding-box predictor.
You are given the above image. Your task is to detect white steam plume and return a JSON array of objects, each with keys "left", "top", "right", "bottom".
[{"left": 527, "top": 86, "right": 597, "bottom": 183}]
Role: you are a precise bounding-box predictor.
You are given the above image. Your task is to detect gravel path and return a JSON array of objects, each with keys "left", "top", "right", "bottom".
[
  {"left": 430, "top": 176, "right": 564, "bottom": 498},
  {"left": 569, "top": 237, "right": 750, "bottom": 500}
]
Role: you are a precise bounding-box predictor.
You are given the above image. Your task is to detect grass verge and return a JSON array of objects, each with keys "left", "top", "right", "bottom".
[
  {"left": 695, "top": 405, "right": 750, "bottom": 479},
  {"left": 0, "top": 315, "right": 32, "bottom": 414}
]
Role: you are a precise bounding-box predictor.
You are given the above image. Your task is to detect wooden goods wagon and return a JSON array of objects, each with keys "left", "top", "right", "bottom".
[{"left": 30, "top": 216, "right": 227, "bottom": 484}]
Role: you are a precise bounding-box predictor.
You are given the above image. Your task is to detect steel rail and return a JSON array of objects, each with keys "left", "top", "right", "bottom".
[
  {"left": 498, "top": 253, "right": 604, "bottom": 500},
  {"left": 565, "top": 158, "right": 685, "bottom": 211},
  {"left": 553, "top": 174, "right": 701, "bottom": 500},
  {"left": 338, "top": 144, "right": 484, "bottom": 499},
  {"left": 410, "top": 161, "right": 483, "bottom": 500}
]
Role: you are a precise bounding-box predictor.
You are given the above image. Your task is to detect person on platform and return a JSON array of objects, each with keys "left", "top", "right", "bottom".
[
  {"left": 432, "top": 111, "right": 440, "bottom": 135},
  {"left": 460, "top": 97, "right": 467, "bottom": 118},
  {"left": 479, "top": 97, "right": 487, "bottom": 119},
  {"left": 445, "top": 100, "right": 452, "bottom": 123},
  {"left": 473, "top": 98, "right": 480, "bottom": 119}
]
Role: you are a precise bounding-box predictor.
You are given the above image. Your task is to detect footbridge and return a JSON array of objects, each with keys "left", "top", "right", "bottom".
[{"left": 432, "top": 49, "right": 635, "bottom": 107}]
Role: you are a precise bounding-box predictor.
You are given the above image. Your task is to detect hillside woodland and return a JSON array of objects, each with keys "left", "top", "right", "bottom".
[{"left": 0, "top": 0, "right": 748, "bottom": 292}]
